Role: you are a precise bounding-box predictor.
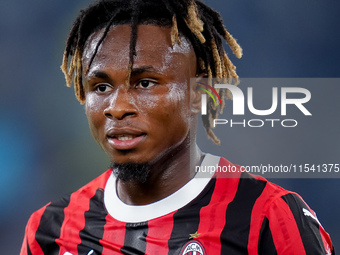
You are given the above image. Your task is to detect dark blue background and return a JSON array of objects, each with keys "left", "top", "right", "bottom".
[{"left": 0, "top": 0, "right": 339, "bottom": 252}]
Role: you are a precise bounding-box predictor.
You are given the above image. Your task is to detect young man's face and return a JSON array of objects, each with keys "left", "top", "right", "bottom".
[{"left": 82, "top": 25, "right": 198, "bottom": 165}]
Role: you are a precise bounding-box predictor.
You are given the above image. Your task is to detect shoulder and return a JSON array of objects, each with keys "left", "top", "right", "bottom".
[
  {"left": 213, "top": 156, "right": 334, "bottom": 254},
  {"left": 213, "top": 156, "right": 290, "bottom": 204},
  {"left": 29, "top": 169, "right": 112, "bottom": 220},
  {"left": 23, "top": 170, "right": 112, "bottom": 253},
  {"left": 244, "top": 174, "right": 334, "bottom": 254},
  {"left": 213, "top": 156, "right": 313, "bottom": 213}
]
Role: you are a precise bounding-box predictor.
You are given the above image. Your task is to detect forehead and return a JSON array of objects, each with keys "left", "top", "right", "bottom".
[{"left": 82, "top": 24, "right": 196, "bottom": 73}]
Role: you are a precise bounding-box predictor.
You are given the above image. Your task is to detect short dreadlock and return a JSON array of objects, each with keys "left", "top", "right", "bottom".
[{"left": 61, "top": 0, "right": 242, "bottom": 145}]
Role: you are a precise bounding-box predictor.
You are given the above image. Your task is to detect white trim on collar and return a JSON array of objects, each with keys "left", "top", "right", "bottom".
[{"left": 104, "top": 153, "right": 220, "bottom": 223}]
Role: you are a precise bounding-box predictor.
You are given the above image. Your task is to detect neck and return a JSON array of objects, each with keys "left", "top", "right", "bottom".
[{"left": 116, "top": 135, "right": 204, "bottom": 205}]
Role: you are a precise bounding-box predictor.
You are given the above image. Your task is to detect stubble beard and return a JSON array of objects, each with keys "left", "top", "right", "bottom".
[{"left": 111, "top": 162, "right": 150, "bottom": 183}]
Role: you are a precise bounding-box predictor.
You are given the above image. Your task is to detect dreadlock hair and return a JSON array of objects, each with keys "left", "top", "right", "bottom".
[{"left": 61, "top": 0, "right": 242, "bottom": 145}]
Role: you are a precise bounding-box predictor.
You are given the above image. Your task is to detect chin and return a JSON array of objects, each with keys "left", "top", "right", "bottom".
[
  {"left": 110, "top": 161, "right": 150, "bottom": 183},
  {"left": 109, "top": 153, "right": 152, "bottom": 165}
]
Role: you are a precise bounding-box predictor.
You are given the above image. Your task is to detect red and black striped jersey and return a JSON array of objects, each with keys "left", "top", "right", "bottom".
[{"left": 21, "top": 154, "right": 334, "bottom": 255}]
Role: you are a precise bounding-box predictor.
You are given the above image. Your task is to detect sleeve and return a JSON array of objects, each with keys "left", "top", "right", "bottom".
[
  {"left": 20, "top": 207, "right": 47, "bottom": 255},
  {"left": 260, "top": 192, "right": 334, "bottom": 255},
  {"left": 20, "top": 234, "right": 29, "bottom": 255}
]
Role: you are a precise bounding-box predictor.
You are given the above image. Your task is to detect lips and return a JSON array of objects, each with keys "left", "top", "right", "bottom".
[{"left": 106, "top": 128, "right": 146, "bottom": 150}]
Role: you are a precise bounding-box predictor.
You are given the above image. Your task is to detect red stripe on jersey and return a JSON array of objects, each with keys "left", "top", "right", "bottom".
[
  {"left": 100, "top": 214, "right": 127, "bottom": 254},
  {"left": 145, "top": 211, "right": 176, "bottom": 254},
  {"left": 23, "top": 205, "right": 48, "bottom": 255},
  {"left": 56, "top": 191, "right": 86, "bottom": 255},
  {"left": 19, "top": 236, "right": 27, "bottom": 255},
  {"left": 247, "top": 179, "right": 289, "bottom": 254},
  {"left": 56, "top": 170, "right": 112, "bottom": 255},
  {"left": 197, "top": 157, "right": 241, "bottom": 253},
  {"left": 267, "top": 194, "right": 306, "bottom": 254},
  {"left": 319, "top": 224, "right": 334, "bottom": 254}
]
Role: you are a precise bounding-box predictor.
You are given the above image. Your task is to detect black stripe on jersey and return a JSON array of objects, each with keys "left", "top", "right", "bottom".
[
  {"left": 78, "top": 188, "right": 107, "bottom": 255},
  {"left": 120, "top": 222, "right": 149, "bottom": 255},
  {"left": 281, "top": 193, "right": 327, "bottom": 254},
  {"left": 220, "top": 173, "right": 266, "bottom": 254},
  {"left": 258, "top": 216, "right": 277, "bottom": 255},
  {"left": 35, "top": 194, "right": 71, "bottom": 255},
  {"left": 167, "top": 178, "right": 216, "bottom": 255},
  {"left": 27, "top": 239, "right": 32, "bottom": 255}
]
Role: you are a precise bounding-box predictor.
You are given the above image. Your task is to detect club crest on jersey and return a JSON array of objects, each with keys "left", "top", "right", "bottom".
[
  {"left": 63, "top": 250, "right": 94, "bottom": 255},
  {"left": 180, "top": 240, "right": 206, "bottom": 255}
]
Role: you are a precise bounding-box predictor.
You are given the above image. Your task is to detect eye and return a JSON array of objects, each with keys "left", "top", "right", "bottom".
[
  {"left": 136, "top": 80, "right": 156, "bottom": 89},
  {"left": 95, "top": 83, "right": 112, "bottom": 93}
]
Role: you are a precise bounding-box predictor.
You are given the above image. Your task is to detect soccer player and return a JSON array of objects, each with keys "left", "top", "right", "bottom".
[{"left": 21, "top": 0, "right": 334, "bottom": 254}]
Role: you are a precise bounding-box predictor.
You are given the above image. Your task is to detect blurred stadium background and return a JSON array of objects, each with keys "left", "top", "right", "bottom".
[{"left": 0, "top": 0, "right": 339, "bottom": 252}]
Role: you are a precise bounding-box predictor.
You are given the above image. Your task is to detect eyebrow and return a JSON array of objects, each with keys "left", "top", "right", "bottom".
[
  {"left": 88, "top": 71, "right": 110, "bottom": 80},
  {"left": 131, "top": 65, "right": 159, "bottom": 76},
  {"left": 87, "top": 65, "right": 159, "bottom": 80}
]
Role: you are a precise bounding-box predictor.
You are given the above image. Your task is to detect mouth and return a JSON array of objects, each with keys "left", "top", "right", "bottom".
[
  {"left": 106, "top": 132, "right": 146, "bottom": 150},
  {"left": 115, "top": 135, "right": 141, "bottom": 141}
]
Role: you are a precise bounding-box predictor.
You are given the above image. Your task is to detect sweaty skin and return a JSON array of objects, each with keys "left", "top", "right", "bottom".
[{"left": 82, "top": 25, "right": 204, "bottom": 205}]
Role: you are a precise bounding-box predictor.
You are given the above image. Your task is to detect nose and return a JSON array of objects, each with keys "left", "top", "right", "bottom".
[{"left": 103, "top": 87, "right": 137, "bottom": 120}]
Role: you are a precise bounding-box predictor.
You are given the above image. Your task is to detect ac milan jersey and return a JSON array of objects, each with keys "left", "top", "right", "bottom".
[{"left": 21, "top": 154, "right": 334, "bottom": 255}]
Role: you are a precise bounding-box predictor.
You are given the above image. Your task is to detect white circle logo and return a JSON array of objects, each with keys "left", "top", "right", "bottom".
[{"left": 180, "top": 240, "right": 206, "bottom": 255}]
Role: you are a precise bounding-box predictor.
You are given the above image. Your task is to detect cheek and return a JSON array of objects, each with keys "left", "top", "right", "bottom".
[
  {"left": 165, "top": 85, "right": 190, "bottom": 121},
  {"left": 85, "top": 94, "right": 104, "bottom": 138},
  {"left": 133, "top": 93, "right": 159, "bottom": 115},
  {"left": 137, "top": 84, "right": 190, "bottom": 123},
  {"left": 151, "top": 84, "right": 191, "bottom": 137},
  {"left": 85, "top": 92, "right": 102, "bottom": 113}
]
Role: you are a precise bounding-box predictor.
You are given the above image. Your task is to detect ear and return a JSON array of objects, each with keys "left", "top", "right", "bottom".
[{"left": 191, "top": 73, "right": 207, "bottom": 115}]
